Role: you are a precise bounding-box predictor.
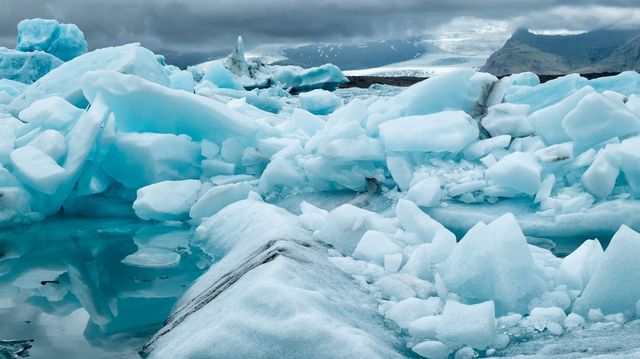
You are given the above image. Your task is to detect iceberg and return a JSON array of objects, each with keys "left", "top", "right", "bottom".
[
  {"left": 379, "top": 111, "right": 479, "bottom": 153},
  {"left": 101, "top": 132, "right": 201, "bottom": 189},
  {"left": 8, "top": 43, "right": 169, "bottom": 113},
  {"left": 81, "top": 71, "right": 256, "bottom": 142},
  {"left": 143, "top": 200, "right": 405, "bottom": 358},
  {"left": 0, "top": 47, "right": 62, "bottom": 84},
  {"left": 573, "top": 225, "right": 640, "bottom": 317},
  {"left": 438, "top": 213, "right": 545, "bottom": 314},
  {"left": 133, "top": 180, "right": 203, "bottom": 221},
  {"left": 367, "top": 70, "right": 495, "bottom": 133},
  {"left": 562, "top": 92, "right": 640, "bottom": 149},
  {"left": 204, "top": 35, "right": 348, "bottom": 92},
  {"left": 16, "top": 18, "right": 87, "bottom": 61},
  {"left": 298, "top": 89, "right": 343, "bottom": 115}
]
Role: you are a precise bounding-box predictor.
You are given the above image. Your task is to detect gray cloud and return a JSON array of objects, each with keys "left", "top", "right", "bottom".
[{"left": 0, "top": 0, "right": 639, "bottom": 57}]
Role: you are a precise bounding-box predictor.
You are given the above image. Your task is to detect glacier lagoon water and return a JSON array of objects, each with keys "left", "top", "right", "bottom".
[{"left": 0, "top": 216, "right": 211, "bottom": 358}]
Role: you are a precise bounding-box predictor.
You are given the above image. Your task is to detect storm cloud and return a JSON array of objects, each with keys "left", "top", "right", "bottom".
[{"left": 1, "top": 0, "right": 639, "bottom": 55}]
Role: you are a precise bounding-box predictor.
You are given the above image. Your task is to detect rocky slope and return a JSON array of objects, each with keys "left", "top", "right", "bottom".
[{"left": 481, "top": 28, "right": 640, "bottom": 76}]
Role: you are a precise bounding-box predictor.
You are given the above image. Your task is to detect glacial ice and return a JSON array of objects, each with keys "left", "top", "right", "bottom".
[
  {"left": 0, "top": 47, "right": 62, "bottom": 84},
  {"left": 436, "top": 300, "right": 496, "bottom": 349},
  {"left": 202, "top": 35, "right": 348, "bottom": 92},
  {"left": 3, "top": 19, "right": 640, "bottom": 357},
  {"left": 438, "top": 213, "right": 544, "bottom": 314},
  {"left": 573, "top": 225, "right": 640, "bottom": 317},
  {"left": 16, "top": 19, "right": 87, "bottom": 61},
  {"left": 380, "top": 111, "right": 479, "bottom": 153},
  {"left": 298, "top": 89, "right": 343, "bottom": 115},
  {"left": 8, "top": 43, "right": 170, "bottom": 113},
  {"left": 144, "top": 200, "right": 406, "bottom": 358},
  {"left": 133, "top": 180, "right": 203, "bottom": 221}
]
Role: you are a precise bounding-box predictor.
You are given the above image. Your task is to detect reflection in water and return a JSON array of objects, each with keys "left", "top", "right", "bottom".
[{"left": 0, "top": 216, "right": 211, "bottom": 358}]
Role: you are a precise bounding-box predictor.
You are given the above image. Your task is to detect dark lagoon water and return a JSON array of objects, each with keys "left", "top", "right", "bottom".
[{"left": 0, "top": 216, "right": 211, "bottom": 358}]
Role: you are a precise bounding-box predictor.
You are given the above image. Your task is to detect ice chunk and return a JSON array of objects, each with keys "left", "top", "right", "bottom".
[
  {"left": 555, "top": 239, "right": 605, "bottom": 292},
  {"left": 401, "top": 227, "right": 456, "bottom": 280},
  {"left": 292, "top": 108, "right": 325, "bottom": 136},
  {"left": 573, "top": 225, "right": 640, "bottom": 317},
  {"left": 272, "top": 63, "right": 347, "bottom": 91},
  {"left": 368, "top": 70, "right": 495, "bottom": 133},
  {"left": 298, "top": 89, "right": 343, "bottom": 115},
  {"left": 200, "top": 139, "right": 220, "bottom": 159},
  {"left": 412, "top": 340, "right": 449, "bottom": 359},
  {"left": 396, "top": 199, "right": 452, "bottom": 243},
  {"left": 201, "top": 159, "right": 235, "bottom": 177},
  {"left": 189, "top": 181, "right": 252, "bottom": 219},
  {"left": 533, "top": 142, "right": 573, "bottom": 163},
  {"left": 220, "top": 138, "right": 245, "bottom": 164},
  {"left": 486, "top": 152, "right": 541, "bottom": 195},
  {"left": 462, "top": 135, "right": 511, "bottom": 161},
  {"left": 82, "top": 71, "right": 256, "bottom": 142},
  {"left": 133, "top": 180, "right": 203, "bottom": 221},
  {"left": 409, "top": 315, "right": 441, "bottom": 340},
  {"left": 316, "top": 204, "right": 397, "bottom": 255},
  {"left": 0, "top": 78, "right": 28, "bottom": 98},
  {"left": 146, "top": 200, "right": 404, "bottom": 358},
  {"left": 121, "top": 247, "right": 181, "bottom": 268},
  {"left": 437, "top": 300, "right": 496, "bottom": 349},
  {"left": 10, "top": 145, "right": 65, "bottom": 194},
  {"left": 0, "top": 47, "right": 62, "bottom": 84},
  {"left": 298, "top": 201, "right": 328, "bottom": 231},
  {"left": 611, "top": 137, "right": 640, "bottom": 196},
  {"left": 589, "top": 71, "right": 640, "bottom": 96},
  {"left": 202, "top": 62, "right": 243, "bottom": 90},
  {"left": 169, "top": 70, "right": 194, "bottom": 92},
  {"left": 318, "top": 137, "right": 385, "bottom": 162},
  {"left": 16, "top": 18, "right": 87, "bottom": 61},
  {"left": 352, "top": 230, "right": 402, "bottom": 266},
  {"left": 385, "top": 297, "right": 441, "bottom": 329},
  {"left": 101, "top": 132, "right": 201, "bottom": 189},
  {"left": 602, "top": 90, "right": 626, "bottom": 103},
  {"left": 562, "top": 92, "right": 640, "bottom": 148},
  {"left": 31, "top": 93, "right": 109, "bottom": 215},
  {"left": 386, "top": 155, "right": 413, "bottom": 191},
  {"left": 528, "top": 86, "right": 593, "bottom": 145},
  {"left": 379, "top": 111, "right": 479, "bottom": 153},
  {"left": 506, "top": 73, "right": 589, "bottom": 112},
  {"left": 627, "top": 94, "right": 640, "bottom": 118},
  {"left": 511, "top": 72, "right": 540, "bottom": 87},
  {"left": 259, "top": 155, "right": 306, "bottom": 192},
  {"left": 27, "top": 129, "right": 67, "bottom": 163},
  {"left": 564, "top": 312, "right": 585, "bottom": 329},
  {"left": 18, "top": 96, "right": 83, "bottom": 131},
  {"left": 531, "top": 306, "right": 567, "bottom": 324},
  {"left": 384, "top": 254, "right": 403, "bottom": 273},
  {"left": 406, "top": 177, "right": 442, "bottom": 207},
  {"left": 9, "top": 43, "right": 169, "bottom": 113},
  {"left": 438, "top": 213, "right": 544, "bottom": 314},
  {"left": 581, "top": 149, "right": 619, "bottom": 199},
  {"left": 481, "top": 103, "right": 533, "bottom": 137}
]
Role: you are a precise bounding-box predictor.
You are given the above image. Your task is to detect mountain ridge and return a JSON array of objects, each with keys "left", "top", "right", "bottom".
[{"left": 481, "top": 28, "right": 640, "bottom": 76}]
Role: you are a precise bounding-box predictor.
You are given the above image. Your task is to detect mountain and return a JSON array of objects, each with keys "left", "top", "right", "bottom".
[
  {"left": 480, "top": 28, "right": 640, "bottom": 76},
  {"left": 272, "top": 38, "right": 438, "bottom": 70}
]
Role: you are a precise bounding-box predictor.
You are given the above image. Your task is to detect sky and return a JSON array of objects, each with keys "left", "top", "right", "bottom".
[{"left": 1, "top": 0, "right": 639, "bottom": 59}]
